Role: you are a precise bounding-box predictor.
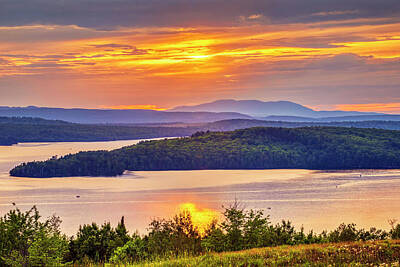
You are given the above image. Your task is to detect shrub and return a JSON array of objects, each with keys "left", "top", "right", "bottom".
[
  {"left": 110, "top": 237, "right": 148, "bottom": 264},
  {"left": 147, "top": 211, "right": 202, "bottom": 257},
  {"left": 328, "top": 223, "right": 359, "bottom": 242},
  {"left": 0, "top": 205, "right": 68, "bottom": 266},
  {"left": 66, "top": 216, "right": 131, "bottom": 263}
]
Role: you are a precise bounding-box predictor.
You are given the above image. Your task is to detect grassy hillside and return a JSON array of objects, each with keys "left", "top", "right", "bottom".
[
  {"left": 10, "top": 126, "right": 400, "bottom": 177},
  {"left": 134, "top": 240, "right": 400, "bottom": 266}
]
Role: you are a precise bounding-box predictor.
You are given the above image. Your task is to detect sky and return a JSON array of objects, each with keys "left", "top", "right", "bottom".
[{"left": 0, "top": 0, "right": 400, "bottom": 112}]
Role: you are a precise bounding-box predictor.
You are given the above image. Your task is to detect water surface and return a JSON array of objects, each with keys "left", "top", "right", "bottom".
[{"left": 1, "top": 140, "right": 400, "bottom": 235}]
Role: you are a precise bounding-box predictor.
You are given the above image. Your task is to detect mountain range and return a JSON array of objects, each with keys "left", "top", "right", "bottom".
[
  {"left": 0, "top": 99, "right": 398, "bottom": 124},
  {"left": 170, "top": 99, "right": 380, "bottom": 118},
  {"left": 0, "top": 106, "right": 251, "bottom": 124}
]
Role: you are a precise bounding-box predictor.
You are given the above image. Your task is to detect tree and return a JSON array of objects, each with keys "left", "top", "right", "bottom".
[
  {"left": 0, "top": 205, "right": 68, "bottom": 267},
  {"left": 66, "top": 217, "right": 131, "bottom": 263}
]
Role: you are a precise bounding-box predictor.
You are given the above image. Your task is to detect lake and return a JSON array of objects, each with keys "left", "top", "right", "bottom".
[{"left": 1, "top": 139, "right": 400, "bottom": 235}]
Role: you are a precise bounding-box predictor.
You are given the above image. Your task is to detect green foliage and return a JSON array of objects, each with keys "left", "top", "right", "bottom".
[
  {"left": 147, "top": 212, "right": 202, "bottom": 257},
  {"left": 208, "top": 204, "right": 322, "bottom": 252},
  {"left": 220, "top": 203, "right": 247, "bottom": 251},
  {"left": 11, "top": 126, "right": 400, "bottom": 177},
  {"left": 27, "top": 228, "right": 69, "bottom": 266},
  {"left": 0, "top": 205, "right": 68, "bottom": 266},
  {"left": 327, "top": 223, "right": 388, "bottom": 243},
  {"left": 327, "top": 223, "right": 359, "bottom": 242},
  {"left": 201, "top": 222, "right": 226, "bottom": 252},
  {"left": 11, "top": 151, "right": 126, "bottom": 177},
  {"left": 110, "top": 237, "right": 148, "bottom": 264},
  {"left": 389, "top": 219, "right": 400, "bottom": 239},
  {"left": 66, "top": 216, "right": 131, "bottom": 263},
  {"left": 1, "top": 204, "right": 400, "bottom": 266},
  {"left": 358, "top": 227, "right": 388, "bottom": 241}
]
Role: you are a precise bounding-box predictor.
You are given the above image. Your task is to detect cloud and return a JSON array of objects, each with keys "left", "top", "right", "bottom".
[
  {"left": 24, "top": 62, "right": 72, "bottom": 68},
  {"left": 312, "top": 10, "right": 359, "bottom": 17},
  {"left": 0, "top": 58, "right": 10, "bottom": 65},
  {"left": 239, "top": 14, "right": 268, "bottom": 24},
  {"left": 0, "top": 2, "right": 399, "bottom": 109},
  {"left": 91, "top": 43, "right": 133, "bottom": 49},
  {"left": 0, "top": 0, "right": 399, "bottom": 29},
  {"left": 0, "top": 53, "right": 69, "bottom": 60},
  {"left": 248, "top": 14, "right": 263, "bottom": 20},
  {"left": 115, "top": 47, "right": 149, "bottom": 55}
]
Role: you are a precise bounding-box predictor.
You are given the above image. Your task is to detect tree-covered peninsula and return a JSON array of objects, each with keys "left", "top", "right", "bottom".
[{"left": 10, "top": 126, "right": 400, "bottom": 177}]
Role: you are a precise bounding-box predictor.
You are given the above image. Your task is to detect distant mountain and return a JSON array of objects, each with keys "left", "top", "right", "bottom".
[
  {"left": 260, "top": 116, "right": 318, "bottom": 122},
  {"left": 0, "top": 106, "right": 251, "bottom": 124},
  {"left": 170, "top": 99, "right": 381, "bottom": 118},
  {"left": 1, "top": 101, "right": 395, "bottom": 124}
]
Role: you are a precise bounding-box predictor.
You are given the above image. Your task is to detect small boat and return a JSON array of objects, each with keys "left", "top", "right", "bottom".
[{"left": 76, "top": 195, "right": 80, "bottom": 198}]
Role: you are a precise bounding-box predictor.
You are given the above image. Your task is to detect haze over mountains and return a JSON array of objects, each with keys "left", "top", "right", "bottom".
[
  {"left": 170, "top": 99, "right": 380, "bottom": 118},
  {"left": 0, "top": 106, "right": 251, "bottom": 124},
  {"left": 1, "top": 99, "right": 399, "bottom": 124}
]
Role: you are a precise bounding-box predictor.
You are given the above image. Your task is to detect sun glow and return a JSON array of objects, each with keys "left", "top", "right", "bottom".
[
  {"left": 101, "top": 105, "right": 167, "bottom": 111},
  {"left": 1, "top": 19, "right": 400, "bottom": 107},
  {"left": 178, "top": 203, "right": 219, "bottom": 235},
  {"left": 2, "top": 22, "right": 400, "bottom": 79},
  {"left": 335, "top": 103, "right": 400, "bottom": 113}
]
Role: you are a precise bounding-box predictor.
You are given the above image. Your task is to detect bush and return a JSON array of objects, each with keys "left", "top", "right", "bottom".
[
  {"left": 66, "top": 216, "right": 131, "bottom": 263},
  {"left": 110, "top": 237, "right": 148, "bottom": 264},
  {"left": 389, "top": 219, "right": 400, "bottom": 239},
  {"left": 147, "top": 211, "right": 202, "bottom": 257},
  {"left": 327, "top": 223, "right": 359, "bottom": 242},
  {"left": 202, "top": 221, "right": 226, "bottom": 252},
  {"left": 0, "top": 205, "right": 68, "bottom": 266}
]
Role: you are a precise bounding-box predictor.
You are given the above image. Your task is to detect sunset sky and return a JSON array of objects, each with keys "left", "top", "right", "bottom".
[{"left": 0, "top": 0, "right": 400, "bottom": 113}]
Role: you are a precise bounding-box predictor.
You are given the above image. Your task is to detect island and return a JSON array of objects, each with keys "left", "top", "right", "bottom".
[{"left": 10, "top": 126, "right": 400, "bottom": 177}]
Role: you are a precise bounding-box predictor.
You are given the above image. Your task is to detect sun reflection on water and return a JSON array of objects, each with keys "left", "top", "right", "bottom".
[{"left": 178, "top": 202, "right": 220, "bottom": 235}]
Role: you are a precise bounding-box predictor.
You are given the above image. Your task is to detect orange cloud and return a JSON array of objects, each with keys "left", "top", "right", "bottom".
[
  {"left": 336, "top": 103, "right": 400, "bottom": 113},
  {"left": 1, "top": 18, "right": 400, "bottom": 108},
  {"left": 2, "top": 21, "right": 400, "bottom": 80}
]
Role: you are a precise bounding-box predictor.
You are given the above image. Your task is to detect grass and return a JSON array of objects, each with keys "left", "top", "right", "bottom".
[{"left": 125, "top": 240, "right": 400, "bottom": 267}]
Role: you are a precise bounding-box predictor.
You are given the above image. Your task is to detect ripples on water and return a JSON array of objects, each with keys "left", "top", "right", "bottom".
[{"left": 1, "top": 140, "right": 400, "bottom": 235}]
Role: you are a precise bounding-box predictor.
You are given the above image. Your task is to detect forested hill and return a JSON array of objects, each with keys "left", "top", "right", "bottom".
[
  {"left": 206, "top": 119, "right": 400, "bottom": 131},
  {"left": 4, "top": 116, "right": 400, "bottom": 146},
  {"left": 0, "top": 117, "right": 197, "bottom": 146},
  {"left": 10, "top": 127, "right": 400, "bottom": 177},
  {"left": 0, "top": 116, "right": 70, "bottom": 125}
]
